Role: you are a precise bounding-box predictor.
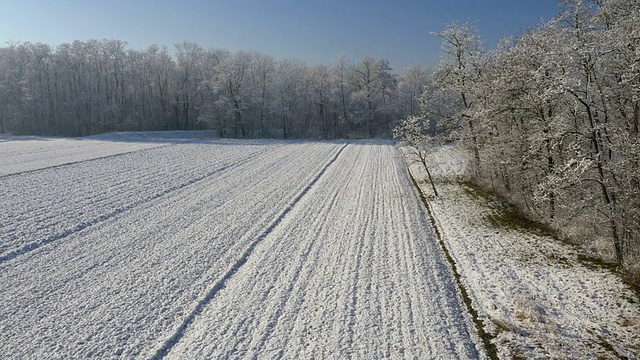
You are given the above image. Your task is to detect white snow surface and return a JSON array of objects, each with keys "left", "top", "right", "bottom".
[
  {"left": 0, "top": 134, "right": 487, "bottom": 359},
  {"left": 0, "top": 131, "right": 217, "bottom": 177},
  {"left": 401, "top": 144, "right": 640, "bottom": 359}
]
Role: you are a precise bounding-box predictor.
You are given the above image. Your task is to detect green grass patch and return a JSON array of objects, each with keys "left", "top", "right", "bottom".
[
  {"left": 460, "top": 180, "right": 496, "bottom": 201},
  {"left": 490, "top": 317, "right": 511, "bottom": 333},
  {"left": 576, "top": 254, "right": 618, "bottom": 272},
  {"left": 577, "top": 254, "right": 640, "bottom": 303},
  {"left": 459, "top": 180, "right": 555, "bottom": 237},
  {"left": 485, "top": 208, "right": 555, "bottom": 237}
]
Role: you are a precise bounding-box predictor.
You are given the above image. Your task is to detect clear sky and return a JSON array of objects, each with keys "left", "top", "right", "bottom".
[{"left": 0, "top": 0, "right": 560, "bottom": 70}]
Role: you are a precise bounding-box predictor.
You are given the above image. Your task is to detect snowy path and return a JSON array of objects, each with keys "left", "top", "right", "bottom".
[{"left": 1, "top": 137, "right": 485, "bottom": 359}]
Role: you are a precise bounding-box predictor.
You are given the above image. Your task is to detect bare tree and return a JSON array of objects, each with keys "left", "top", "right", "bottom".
[{"left": 394, "top": 116, "right": 439, "bottom": 197}]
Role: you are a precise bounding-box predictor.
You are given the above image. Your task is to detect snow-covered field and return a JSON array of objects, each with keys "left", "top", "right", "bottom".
[
  {"left": 0, "top": 133, "right": 486, "bottom": 359},
  {"left": 402, "top": 144, "right": 640, "bottom": 359},
  {"left": 0, "top": 131, "right": 217, "bottom": 177}
]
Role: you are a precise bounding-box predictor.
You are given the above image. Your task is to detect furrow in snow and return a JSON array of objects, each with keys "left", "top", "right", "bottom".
[
  {"left": 150, "top": 143, "right": 348, "bottom": 359},
  {"left": 0, "top": 142, "right": 282, "bottom": 261},
  {"left": 166, "top": 143, "right": 485, "bottom": 359},
  {"left": 0, "top": 141, "right": 344, "bottom": 359},
  {"left": 0, "top": 138, "right": 165, "bottom": 176}
]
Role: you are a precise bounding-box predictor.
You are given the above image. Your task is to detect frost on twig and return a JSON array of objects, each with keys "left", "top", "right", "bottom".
[{"left": 393, "top": 116, "right": 439, "bottom": 197}]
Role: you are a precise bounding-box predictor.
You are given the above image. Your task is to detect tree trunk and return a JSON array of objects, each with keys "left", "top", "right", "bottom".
[{"left": 419, "top": 150, "right": 439, "bottom": 197}]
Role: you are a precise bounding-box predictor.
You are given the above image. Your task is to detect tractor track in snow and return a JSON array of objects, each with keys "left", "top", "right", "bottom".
[
  {"left": 164, "top": 144, "right": 486, "bottom": 359},
  {"left": 0, "top": 143, "right": 282, "bottom": 263},
  {"left": 150, "top": 143, "right": 348, "bottom": 360},
  {"left": 1, "top": 137, "right": 486, "bottom": 359},
  {"left": 0, "top": 139, "right": 167, "bottom": 177},
  {"left": 0, "top": 140, "right": 345, "bottom": 359}
]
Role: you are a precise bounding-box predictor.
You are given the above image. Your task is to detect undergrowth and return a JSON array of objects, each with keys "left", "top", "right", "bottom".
[
  {"left": 460, "top": 179, "right": 640, "bottom": 298},
  {"left": 578, "top": 254, "right": 640, "bottom": 303},
  {"left": 460, "top": 181, "right": 554, "bottom": 237}
]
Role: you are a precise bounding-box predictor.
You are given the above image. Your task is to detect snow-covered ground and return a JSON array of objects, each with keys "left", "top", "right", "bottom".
[
  {"left": 0, "top": 133, "right": 487, "bottom": 359},
  {"left": 0, "top": 131, "right": 218, "bottom": 177},
  {"left": 401, "top": 144, "right": 640, "bottom": 359}
]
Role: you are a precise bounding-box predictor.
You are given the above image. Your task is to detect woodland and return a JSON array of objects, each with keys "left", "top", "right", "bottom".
[
  {"left": 0, "top": 42, "right": 422, "bottom": 138},
  {"left": 407, "top": 0, "right": 640, "bottom": 279}
]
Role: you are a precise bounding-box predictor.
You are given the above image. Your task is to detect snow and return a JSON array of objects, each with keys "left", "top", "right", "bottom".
[
  {"left": 164, "top": 144, "right": 483, "bottom": 359},
  {"left": 0, "top": 140, "right": 286, "bottom": 261},
  {"left": 0, "top": 131, "right": 217, "bottom": 177},
  {"left": 401, "top": 143, "right": 640, "bottom": 359},
  {"left": 0, "top": 134, "right": 486, "bottom": 359}
]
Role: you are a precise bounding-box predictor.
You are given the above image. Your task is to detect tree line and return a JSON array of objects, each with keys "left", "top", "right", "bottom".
[
  {"left": 414, "top": 0, "right": 640, "bottom": 274},
  {"left": 0, "top": 40, "right": 429, "bottom": 138}
]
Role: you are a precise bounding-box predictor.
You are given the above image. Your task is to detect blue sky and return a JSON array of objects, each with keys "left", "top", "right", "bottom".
[{"left": 0, "top": 0, "right": 560, "bottom": 70}]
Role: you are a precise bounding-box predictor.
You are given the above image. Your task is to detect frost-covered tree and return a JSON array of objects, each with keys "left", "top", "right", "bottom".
[
  {"left": 329, "top": 54, "right": 354, "bottom": 137},
  {"left": 272, "top": 59, "right": 308, "bottom": 138},
  {"left": 307, "top": 65, "right": 332, "bottom": 138},
  {"left": 0, "top": 42, "right": 417, "bottom": 140},
  {"left": 419, "top": 0, "right": 640, "bottom": 271},
  {"left": 396, "top": 65, "right": 431, "bottom": 117},
  {"left": 175, "top": 42, "right": 205, "bottom": 130},
  {"left": 223, "top": 51, "right": 249, "bottom": 137},
  {"left": 248, "top": 51, "right": 276, "bottom": 137},
  {"left": 350, "top": 55, "right": 395, "bottom": 137},
  {"left": 393, "top": 116, "right": 439, "bottom": 197},
  {"left": 432, "top": 21, "right": 486, "bottom": 167}
]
